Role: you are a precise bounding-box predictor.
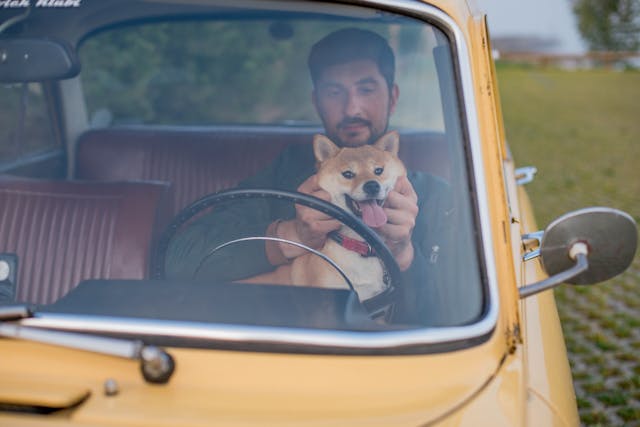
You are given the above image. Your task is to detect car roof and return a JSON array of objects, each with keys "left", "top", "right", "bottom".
[{"left": 1, "top": 0, "right": 480, "bottom": 43}]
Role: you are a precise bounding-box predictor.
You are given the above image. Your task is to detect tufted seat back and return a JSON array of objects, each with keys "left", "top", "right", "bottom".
[
  {"left": 75, "top": 127, "right": 450, "bottom": 216},
  {"left": 0, "top": 176, "right": 171, "bottom": 304}
]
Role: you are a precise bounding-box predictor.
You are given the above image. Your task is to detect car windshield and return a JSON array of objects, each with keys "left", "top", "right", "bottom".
[{"left": 0, "top": 0, "right": 488, "bottom": 350}]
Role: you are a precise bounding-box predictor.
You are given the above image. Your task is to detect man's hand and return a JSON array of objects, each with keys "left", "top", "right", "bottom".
[
  {"left": 274, "top": 175, "right": 341, "bottom": 260},
  {"left": 378, "top": 176, "right": 418, "bottom": 271}
]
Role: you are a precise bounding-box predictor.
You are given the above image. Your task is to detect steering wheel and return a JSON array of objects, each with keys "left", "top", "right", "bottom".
[{"left": 151, "top": 188, "right": 402, "bottom": 318}]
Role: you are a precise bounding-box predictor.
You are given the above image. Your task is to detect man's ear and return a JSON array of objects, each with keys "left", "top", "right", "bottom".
[
  {"left": 389, "top": 84, "right": 399, "bottom": 115},
  {"left": 313, "top": 134, "right": 340, "bottom": 162},
  {"left": 373, "top": 131, "right": 400, "bottom": 155}
]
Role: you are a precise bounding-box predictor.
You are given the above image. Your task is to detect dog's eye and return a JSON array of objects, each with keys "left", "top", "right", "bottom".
[
  {"left": 374, "top": 167, "right": 384, "bottom": 175},
  {"left": 342, "top": 171, "right": 355, "bottom": 179}
]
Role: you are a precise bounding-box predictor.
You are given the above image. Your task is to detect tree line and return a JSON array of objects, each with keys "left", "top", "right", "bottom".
[{"left": 573, "top": 0, "right": 640, "bottom": 51}]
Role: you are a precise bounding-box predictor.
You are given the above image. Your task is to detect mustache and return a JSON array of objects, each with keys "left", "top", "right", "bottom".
[{"left": 337, "top": 117, "right": 371, "bottom": 129}]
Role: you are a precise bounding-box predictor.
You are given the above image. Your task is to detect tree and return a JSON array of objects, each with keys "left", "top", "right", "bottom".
[{"left": 572, "top": 0, "right": 640, "bottom": 51}]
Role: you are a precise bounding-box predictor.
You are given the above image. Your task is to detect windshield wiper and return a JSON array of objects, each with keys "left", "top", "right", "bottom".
[{"left": 0, "top": 305, "right": 175, "bottom": 384}]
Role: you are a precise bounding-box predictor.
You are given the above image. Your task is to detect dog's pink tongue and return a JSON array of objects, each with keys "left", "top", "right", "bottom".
[{"left": 360, "top": 200, "right": 387, "bottom": 228}]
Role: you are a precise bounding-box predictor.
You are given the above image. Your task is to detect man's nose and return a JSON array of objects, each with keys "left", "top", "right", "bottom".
[
  {"left": 344, "top": 90, "right": 363, "bottom": 117},
  {"left": 363, "top": 180, "right": 380, "bottom": 196}
]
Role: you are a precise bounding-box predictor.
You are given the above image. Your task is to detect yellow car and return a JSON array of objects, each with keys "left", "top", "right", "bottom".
[{"left": 0, "top": 0, "right": 636, "bottom": 426}]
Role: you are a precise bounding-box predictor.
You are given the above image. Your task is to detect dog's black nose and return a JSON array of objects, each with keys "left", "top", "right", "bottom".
[{"left": 363, "top": 180, "right": 380, "bottom": 196}]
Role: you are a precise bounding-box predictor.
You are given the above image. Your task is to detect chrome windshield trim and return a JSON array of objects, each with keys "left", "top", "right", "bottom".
[
  {"left": 14, "top": 2, "right": 499, "bottom": 353},
  {"left": 20, "top": 313, "right": 490, "bottom": 351}
]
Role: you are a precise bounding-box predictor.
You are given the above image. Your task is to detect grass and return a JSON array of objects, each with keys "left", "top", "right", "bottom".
[
  {"left": 496, "top": 65, "right": 640, "bottom": 225},
  {"left": 495, "top": 64, "right": 640, "bottom": 426}
]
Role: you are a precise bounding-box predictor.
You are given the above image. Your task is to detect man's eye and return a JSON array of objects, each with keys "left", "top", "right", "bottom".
[
  {"left": 358, "top": 85, "right": 376, "bottom": 95},
  {"left": 342, "top": 171, "right": 355, "bottom": 179},
  {"left": 323, "top": 86, "right": 343, "bottom": 98},
  {"left": 374, "top": 167, "right": 384, "bottom": 175}
]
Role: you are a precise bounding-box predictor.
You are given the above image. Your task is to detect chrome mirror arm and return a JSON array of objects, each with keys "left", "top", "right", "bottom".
[
  {"left": 519, "top": 242, "right": 589, "bottom": 298},
  {"left": 523, "top": 250, "right": 541, "bottom": 262}
]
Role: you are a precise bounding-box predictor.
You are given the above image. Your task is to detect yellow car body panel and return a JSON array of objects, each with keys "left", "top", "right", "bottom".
[{"left": 0, "top": 335, "right": 511, "bottom": 426}]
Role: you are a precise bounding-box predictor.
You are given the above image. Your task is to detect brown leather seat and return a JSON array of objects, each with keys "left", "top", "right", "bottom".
[
  {"left": 75, "top": 127, "right": 450, "bottom": 216},
  {"left": 0, "top": 176, "right": 171, "bottom": 304}
]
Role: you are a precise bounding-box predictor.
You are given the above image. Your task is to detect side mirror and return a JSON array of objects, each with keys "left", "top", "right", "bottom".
[{"left": 519, "top": 207, "right": 637, "bottom": 298}]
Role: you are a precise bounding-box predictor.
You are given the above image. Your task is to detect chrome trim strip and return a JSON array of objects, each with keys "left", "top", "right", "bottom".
[
  {"left": 20, "top": 1, "right": 500, "bottom": 352},
  {"left": 21, "top": 313, "right": 484, "bottom": 349}
]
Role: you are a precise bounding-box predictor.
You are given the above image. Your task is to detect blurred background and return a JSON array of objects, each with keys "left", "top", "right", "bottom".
[{"left": 478, "top": 0, "right": 640, "bottom": 425}]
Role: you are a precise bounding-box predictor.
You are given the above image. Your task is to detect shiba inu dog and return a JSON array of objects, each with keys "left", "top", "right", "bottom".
[{"left": 291, "top": 131, "right": 406, "bottom": 300}]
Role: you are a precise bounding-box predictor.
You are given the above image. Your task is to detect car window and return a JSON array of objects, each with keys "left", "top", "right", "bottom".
[
  {"left": 0, "top": 83, "right": 57, "bottom": 168},
  {"left": 80, "top": 19, "right": 444, "bottom": 130}
]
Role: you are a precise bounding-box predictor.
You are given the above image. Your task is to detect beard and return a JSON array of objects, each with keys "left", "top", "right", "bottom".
[{"left": 331, "top": 117, "right": 388, "bottom": 148}]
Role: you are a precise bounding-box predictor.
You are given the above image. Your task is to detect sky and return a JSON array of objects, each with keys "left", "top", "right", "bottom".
[{"left": 475, "top": 0, "right": 587, "bottom": 54}]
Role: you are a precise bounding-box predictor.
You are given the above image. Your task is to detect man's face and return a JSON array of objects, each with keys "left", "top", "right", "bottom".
[{"left": 313, "top": 59, "right": 398, "bottom": 148}]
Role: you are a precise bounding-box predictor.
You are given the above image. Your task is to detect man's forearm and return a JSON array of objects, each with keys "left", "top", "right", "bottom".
[
  {"left": 265, "top": 219, "right": 309, "bottom": 265},
  {"left": 265, "top": 219, "right": 289, "bottom": 265}
]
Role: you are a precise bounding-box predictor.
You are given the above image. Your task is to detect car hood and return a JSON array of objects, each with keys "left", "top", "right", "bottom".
[{"left": 0, "top": 335, "right": 516, "bottom": 426}]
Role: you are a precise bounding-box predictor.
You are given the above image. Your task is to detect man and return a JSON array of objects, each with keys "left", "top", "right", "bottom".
[
  {"left": 264, "top": 28, "right": 417, "bottom": 276},
  {"left": 166, "top": 28, "right": 450, "bottom": 323}
]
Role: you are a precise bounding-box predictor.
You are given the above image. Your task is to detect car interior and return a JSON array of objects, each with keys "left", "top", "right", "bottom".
[{"left": 1, "top": 126, "right": 450, "bottom": 304}]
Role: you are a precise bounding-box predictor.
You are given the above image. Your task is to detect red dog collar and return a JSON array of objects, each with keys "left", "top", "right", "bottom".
[{"left": 328, "top": 232, "right": 376, "bottom": 257}]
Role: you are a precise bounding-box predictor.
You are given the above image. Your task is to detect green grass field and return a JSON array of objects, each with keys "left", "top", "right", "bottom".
[{"left": 496, "top": 65, "right": 640, "bottom": 425}]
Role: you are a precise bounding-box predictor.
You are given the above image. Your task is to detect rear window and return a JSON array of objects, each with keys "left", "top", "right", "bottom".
[
  {"left": 0, "top": 83, "right": 57, "bottom": 168},
  {"left": 80, "top": 19, "right": 444, "bottom": 130}
]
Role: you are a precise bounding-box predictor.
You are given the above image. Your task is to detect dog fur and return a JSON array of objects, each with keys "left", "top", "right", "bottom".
[{"left": 290, "top": 131, "right": 406, "bottom": 300}]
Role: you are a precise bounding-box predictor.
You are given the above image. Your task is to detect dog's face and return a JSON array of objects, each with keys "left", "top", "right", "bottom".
[{"left": 313, "top": 131, "right": 406, "bottom": 228}]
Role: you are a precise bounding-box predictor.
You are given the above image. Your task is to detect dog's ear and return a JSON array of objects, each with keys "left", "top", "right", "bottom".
[
  {"left": 373, "top": 131, "right": 400, "bottom": 155},
  {"left": 313, "top": 134, "right": 340, "bottom": 162}
]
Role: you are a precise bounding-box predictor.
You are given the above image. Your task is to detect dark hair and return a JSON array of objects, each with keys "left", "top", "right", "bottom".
[{"left": 308, "top": 28, "right": 395, "bottom": 90}]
